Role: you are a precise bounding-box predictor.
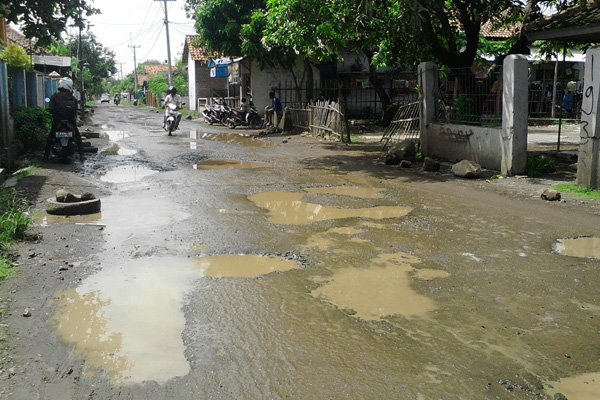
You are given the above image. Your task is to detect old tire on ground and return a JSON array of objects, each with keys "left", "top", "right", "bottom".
[{"left": 46, "top": 197, "right": 101, "bottom": 216}]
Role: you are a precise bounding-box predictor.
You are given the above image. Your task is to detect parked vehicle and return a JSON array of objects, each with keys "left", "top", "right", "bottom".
[
  {"left": 227, "top": 102, "right": 263, "bottom": 129},
  {"left": 50, "top": 120, "right": 79, "bottom": 163},
  {"left": 202, "top": 99, "right": 231, "bottom": 125}
]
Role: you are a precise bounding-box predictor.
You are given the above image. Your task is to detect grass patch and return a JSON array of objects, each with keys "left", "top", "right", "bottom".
[
  {"left": 553, "top": 183, "right": 600, "bottom": 201},
  {"left": 0, "top": 186, "right": 31, "bottom": 281},
  {"left": 101, "top": 144, "right": 119, "bottom": 156}
]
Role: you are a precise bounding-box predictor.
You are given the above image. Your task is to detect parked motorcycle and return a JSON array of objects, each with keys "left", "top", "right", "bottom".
[
  {"left": 50, "top": 120, "right": 78, "bottom": 163},
  {"left": 202, "top": 99, "right": 230, "bottom": 125},
  {"left": 227, "top": 102, "right": 263, "bottom": 129},
  {"left": 164, "top": 102, "right": 184, "bottom": 135}
]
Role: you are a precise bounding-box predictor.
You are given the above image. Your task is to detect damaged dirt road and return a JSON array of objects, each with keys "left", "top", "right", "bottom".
[{"left": 1, "top": 102, "right": 600, "bottom": 399}]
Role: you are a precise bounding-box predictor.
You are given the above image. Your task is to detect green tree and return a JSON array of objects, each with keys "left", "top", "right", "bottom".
[
  {"left": 185, "top": 0, "right": 265, "bottom": 57},
  {"left": 147, "top": 74, "right": 169, "bottom": 100},
  {"left": 0, "top": 44, "right": 33, "bottom": 69},
  {"left": 0, "top": 0, "right": 98, "bottom": 47},
  {"left": 51, "top": 33, "right": 117, "bottom": 96}
]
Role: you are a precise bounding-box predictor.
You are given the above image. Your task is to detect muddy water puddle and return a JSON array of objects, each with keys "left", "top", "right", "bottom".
[
  {"left": 31, "top": 210, "right": 103, "bottom": 226},
  {"left": 554, "top": 237, "right": 600, "bottom": 259},
  {"left": 311, "top": 252, "right": 448, "bottom": 321},
  {"left": 305, "top": 186, "right": 385, "bottom": 199},
  {"left": 193, "top": 130, "right": 276, "bottom": 147},
  {"left": 95, "top": 165, "right": 158, "bottom": 183},
  {"left": 194, "top": 159, "right": 274, "bottom": 170},
  {"left": 248, "top": 190, "right": 411, "bottom": 225},
  {"left": 546, "top": 372, "right": 600, "bottom": 399},
  {"left": 49, "top": 253, "right": 301, "bottom": 384}
]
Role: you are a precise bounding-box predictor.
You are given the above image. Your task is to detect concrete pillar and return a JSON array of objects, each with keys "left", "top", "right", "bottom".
[
  {"left": 577, "top": 47, "right": 600, "bottom": 189},
  {"left": 418, "top": 62, "right": 438, "bottom": 156},
  {"left": 501, "top": 55, "right": 528, "bottom": 175}
]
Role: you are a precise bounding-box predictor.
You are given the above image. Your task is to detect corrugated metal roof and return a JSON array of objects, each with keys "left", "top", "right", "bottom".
[{"left": 525, "top": 0, "right": 600, "bottom": 42}]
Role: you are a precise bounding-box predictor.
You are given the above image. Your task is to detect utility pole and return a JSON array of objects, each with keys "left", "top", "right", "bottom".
[
  {"left": 156, "top": 0, "right": 174, "bottom": 86},
  {"left": 129, "top": 41, "right": 141, "bottom": 94}
]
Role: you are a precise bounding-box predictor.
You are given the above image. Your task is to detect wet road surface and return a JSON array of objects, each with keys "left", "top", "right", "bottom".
[{"left": 3, "top": 102, "right": 600, "bottom": 399}]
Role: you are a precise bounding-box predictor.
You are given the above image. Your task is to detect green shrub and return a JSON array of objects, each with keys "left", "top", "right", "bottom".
[
  {"left": 12, "top": 106, "right": 51, "bottom": 154},
  {"left": 527, "top": 154, "right": 556, "bottom": 177}
]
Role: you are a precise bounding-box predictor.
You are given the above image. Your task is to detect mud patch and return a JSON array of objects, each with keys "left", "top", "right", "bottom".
[
  {"left": 195, "top": 131, "right": 276, "bottom": 147},
  {"left": 197, "top": 254, "right": 299, "bottom": 278},
  {"left": 248, "top": 190, "right": 411, "bottom": 225},
  {"left": 305, "top": 187, "right": 385, "bottom": 199},
  {"left": 546, "top": 372, "right": 600, "bottom": 399},
  {"left": 48, "top": 257, "right": 198, "bottom": 384},
  {"left": 311, "top": 252, "right": 447, "bottom": 321},
  {"left": 554, "top": 237, "right": 600, "bottom": 259},
  {"left": 96, "top": 165, "right": 158, "bottom": 183},
  {"left": 194, "top": 159, "right": 274, "bottom": 170}
]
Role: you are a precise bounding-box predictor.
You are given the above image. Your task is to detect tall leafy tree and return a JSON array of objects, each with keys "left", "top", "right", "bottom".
[
  {"left": 51, "top": 33, "right": 117, "bottom": 96},
  {"left": 185, "top": 0, "right": 265, "bottom": 57},
  {"left": 0, "top": 0, "right": 98, "bottom": 46}
]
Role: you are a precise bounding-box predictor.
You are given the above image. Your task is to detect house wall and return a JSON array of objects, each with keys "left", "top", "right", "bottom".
[
  {"left": 193, "top": 60, "right": 228, "bottom": 110},
  {"left": 187, "top": 52, "right": 197, "bottom": 110},
  {"left": 250, "top": 59, "right": 320, "bottom": 115},
  {"left": 428, "top": 123, "right": 504, "bottom": 169}
]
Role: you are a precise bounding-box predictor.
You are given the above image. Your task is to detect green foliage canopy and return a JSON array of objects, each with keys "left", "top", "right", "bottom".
[
  {"left": 0, "top": 43, "right": 33, "bottom": 69},
  {"left": 0, "top": 0, "right": 98, "bottom": 47}
]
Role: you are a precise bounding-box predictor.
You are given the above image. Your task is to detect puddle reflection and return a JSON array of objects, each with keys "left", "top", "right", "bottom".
[
  {"left": 49, "top": 257, "right": 197, "bottom": 384},
  {"left": 96, "top": 165, "right": 158, "bottom": 183},
  {"left": 194, "top": 130, "right": 276, "bottom": 147},
  {"left": 103, "top": 131, "right": 129, "bottom": 142},
  {"left": 554, "top": 237, "right": 600, "bottom": 259}
]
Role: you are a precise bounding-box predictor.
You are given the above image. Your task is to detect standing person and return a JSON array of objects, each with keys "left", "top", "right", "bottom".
[
  {"left": 163, "top": 86, "right": 182, "bottom": 132},
  {"left": 264, "top": 91, "right": 282, "bottom": 127},
  {"left": 43, "top": 77, "right": 85, "bottom": 162}
]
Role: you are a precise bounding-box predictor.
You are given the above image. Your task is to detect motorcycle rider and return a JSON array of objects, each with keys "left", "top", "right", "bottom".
[
  {"left": 114, "top": 93, "right": 121, "bottom": 105},
  {"left": 163, "top": 86, "right": 182, "bottom": 134},
  {"left": 43, "top": 77, "right": 85, "bottom": 162}
]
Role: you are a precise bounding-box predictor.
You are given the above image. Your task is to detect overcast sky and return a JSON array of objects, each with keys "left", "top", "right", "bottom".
[{"left": 85, "top": 0, "right": 197, "bottom": 78}]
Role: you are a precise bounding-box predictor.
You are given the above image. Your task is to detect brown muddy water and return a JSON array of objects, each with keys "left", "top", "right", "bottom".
[
  {"left": 248, "top": 190, "right": 412, "bottom": 225},
  {"left": 49, "top": 254, "right": 300, "bottom": 384},
  {"left": 39, "top": 162, "right": 600, "bottom": 398},
  {"left": 554, "top": 237, "right": 600, "bottom": 259}
]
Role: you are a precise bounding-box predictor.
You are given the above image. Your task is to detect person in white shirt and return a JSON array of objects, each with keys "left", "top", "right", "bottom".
[{"left": 163, "top": 86, "right": 182, "bottom": 131}]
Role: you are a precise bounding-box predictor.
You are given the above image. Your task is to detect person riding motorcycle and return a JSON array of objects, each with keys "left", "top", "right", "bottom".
[
  {"left": 43, "top": 77, "right": 85, "bottom": 162},
  {"left": 163, "top": 86, "right": 182, "bottom": 133}
]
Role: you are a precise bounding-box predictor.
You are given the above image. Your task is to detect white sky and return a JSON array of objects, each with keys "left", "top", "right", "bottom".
[{"left": 84, "top": 0, "right": 197, "bottom": 78}]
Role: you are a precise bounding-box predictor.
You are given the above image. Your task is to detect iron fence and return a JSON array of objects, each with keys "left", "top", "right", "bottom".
[
  {"left": 437, "top": 66, "right": 503, "bottom": 127},
  {"left": 278, "top": 76, "right": 419, "bottom": 120}
]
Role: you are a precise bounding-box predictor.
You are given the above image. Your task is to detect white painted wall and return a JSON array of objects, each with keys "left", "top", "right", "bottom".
[
  {"left": 187, "top": 52, "right": 197, "bottom": 111},
  {"left": 429, "top": 124, "right": 503, "bottom": 170}
]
